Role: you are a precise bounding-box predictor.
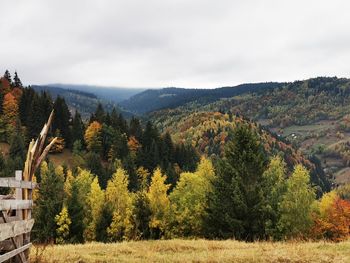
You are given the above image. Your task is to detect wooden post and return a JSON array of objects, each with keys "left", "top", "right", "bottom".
[{"left": 15, "top": 171, "right": 24, "bottom": 249}]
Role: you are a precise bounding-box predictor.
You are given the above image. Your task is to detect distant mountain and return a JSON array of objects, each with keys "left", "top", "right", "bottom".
[
  {"left": 149, "top": 76, "right": 350, "bottom": 186},
  {"left": 119, "top": 83, "right": 284, "bottom": 114},
  {"left": 32, "top": 85, "right": 134, "bottom": 120},
  {"left": 45, "top": 83, "right": 146, "bottom": 103}
]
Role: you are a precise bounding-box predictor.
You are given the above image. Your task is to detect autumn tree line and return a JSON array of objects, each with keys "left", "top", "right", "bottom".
[{"left": 0, "top": 71, "right": 349, "bottom": 243}]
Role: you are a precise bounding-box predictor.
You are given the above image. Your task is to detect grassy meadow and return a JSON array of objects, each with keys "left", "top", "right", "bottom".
[{"left": 30, "top": 239, "right": 350, "bottom": 263}]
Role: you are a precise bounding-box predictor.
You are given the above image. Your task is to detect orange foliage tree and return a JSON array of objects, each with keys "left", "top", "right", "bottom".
[
  {"left": 312, "top": 197, "right": 350, "bottom": 241},
  {"left": 84, "top": 121, "right": 102, "bottom": 153},
  {"left": 3, "top": 92, "right": 18, "bottom": 129},
  {"left": 128, "top": 136, "right": 141, "bottom": 154}
]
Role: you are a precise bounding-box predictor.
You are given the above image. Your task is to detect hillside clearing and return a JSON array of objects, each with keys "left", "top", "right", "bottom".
[{"left": 30, "top": 239, "right": 350, "bottom": 263}]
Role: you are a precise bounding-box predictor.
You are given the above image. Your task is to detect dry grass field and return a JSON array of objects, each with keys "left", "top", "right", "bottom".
[{"left": 30, "top": 239, "right": 350, "bottom": 263}]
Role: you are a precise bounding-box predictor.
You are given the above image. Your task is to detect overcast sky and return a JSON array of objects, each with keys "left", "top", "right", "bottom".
[{"left": 1, "top": 0, "right": 349, "bottom": 88}]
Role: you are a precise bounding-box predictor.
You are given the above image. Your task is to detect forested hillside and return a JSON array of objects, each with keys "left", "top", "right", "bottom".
[
  {"left": 119, "top": 83, "right": 283, "bottom": 114},
  {"left": 32, "top": 85, "right": 133, "bottom": 120},
  {"left": 1, "top": 71, "right": 350, "bottom": 246},
  {"left": 44, "top": 83, "right": 145, "bottom": 103},
  {"left": 148, "top": 77, "right": 350, "bottom": 185}
]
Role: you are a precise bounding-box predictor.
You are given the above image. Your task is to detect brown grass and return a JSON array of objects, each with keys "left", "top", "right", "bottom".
[{"left": 30, "top": 239, "right": 350, "bottom": 263}]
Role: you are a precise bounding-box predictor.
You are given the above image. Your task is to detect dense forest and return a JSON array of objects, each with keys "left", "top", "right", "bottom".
[
  {"left": 119, "top": 83, "right": 284, "bottom": 114},
  {"left": 0, "top": 71, "right": 350, "bottom": 244}
]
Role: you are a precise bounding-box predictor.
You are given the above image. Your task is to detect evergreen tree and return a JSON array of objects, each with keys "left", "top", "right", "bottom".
[
  {"left": 205, "top": 123, "right": 267, "bottom": 241},
  {"left": 33, "top": 162, "right": 65, "bottom": 243},
  {"left": 129, "top": 117, "right": 143, "bottom": 140},
  {"left": 19, "top": 87, "right": 35, "bottom": 127},
  {"left": 110, "top": 107, "right": 119, "bottom": 130},
  {"left": 95, "top": 203, "right": 113, "bottom": 242},
  {"left": 67, "top": 181, "right": 85, "bottom": 243},
  {"left": 121, "top": 154, "right": 138, "bottom": 192},
  {"left": 13, "top": 71, "right": 22, "bottom": 87},
  {"left": 90, "top": 103, "right": 105, "bottom": 123},
  {"left": 133, "top": 190, "right": 152, "bottom": 239},
  {"left": 9, "top": 125, "right": 25, "bottom": 164},
  {"left": 28, "top": 92, "right": 53, "bottom": 140},
  {"left": 71, "top": 111, "right": 85, "bottom": 147},
  {"left": 160, "top": 132, "right": 174, "bottom": 165},
  {"left": 4, "top": 70, "right": 11, "bottom": 84},
  {"left": 85, "top": 152, "right": 108, "bottom": 188},
  {"left": 53, "top": 96, "right": 72, "bottom": 147}
]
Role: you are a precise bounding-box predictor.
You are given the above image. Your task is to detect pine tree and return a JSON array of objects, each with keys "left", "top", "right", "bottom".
[
  {"left": 129, "top": 117, "right": 143, "bottom": 140},
  {"left": 13, "top": 71, "right": 22, "bottom": 87},
  {"left": 71, "top": 111, "right": 85, "bottom": 147},
  {"left": 19, "top": 87, "right": 35, "bottom": 127},
  {"left": 95, "top": 203, "right": 113, "bottom": 242},
  {"left": 33, "top": 162, "right": 65, "bottom": 243},
  {"left": 205, "top": 123, "right": 267, "bottom": 241},
  {"left": 53, "top": 96, "right": 72, "bottom": 147},
  {"left": 4, "top": 70, "right": 11, "bottom": 84},
  {"left": 85, "top": 152, "right": 107, "bottom": 188},
  {"left": 91, "top": 103, "right": 105, "bottom": 123},
  {"left": 9, "top": 126, "right": 25, "bottom": 162},
  {"left": 27, "top": 92, "right": 53, "bottom": 140},
  {"left": 133, "top": 190, "right": 152, "bottom": 239},
  {"left": 67, "top": 181, "right": 85, "bottom": 243}
]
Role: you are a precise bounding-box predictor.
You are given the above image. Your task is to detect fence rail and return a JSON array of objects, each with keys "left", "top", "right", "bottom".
[{"left": 0, "top": 170, "right": 34, "bottom": 263}]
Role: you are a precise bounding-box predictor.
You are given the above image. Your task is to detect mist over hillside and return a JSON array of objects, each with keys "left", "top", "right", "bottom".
[{"left": 45, "top": 83, "right": 146, "bottom": 103}]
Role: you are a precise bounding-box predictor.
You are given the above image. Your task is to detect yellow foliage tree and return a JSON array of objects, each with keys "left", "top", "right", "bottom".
[
  {"left": 55, "top": 206, "right": 71, "bottom": 244},
  {"left": 85, "top": 177, "right": 105, "bottom": 241},
  {"left": 106, "top": 168, "right": 135, "bottom": 241},
  {"left": 63, "top": 169, "right": 74, "bottom": 202},
  {"left": 147, "top": 168, "right": 170, "bottom": 236},
  {"left": 318, "top": 191, "right": 338, "bottom": 218},
  {"left": 168, "top": 157, "right": 214, "bottom": 237},
  {"left": 136, "top": 166, "right": 150, "bottom": 191}
]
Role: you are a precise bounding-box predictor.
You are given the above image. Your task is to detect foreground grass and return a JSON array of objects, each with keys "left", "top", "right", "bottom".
[{"left": 30, "top": 239, "right": 350, "bottom": 263}]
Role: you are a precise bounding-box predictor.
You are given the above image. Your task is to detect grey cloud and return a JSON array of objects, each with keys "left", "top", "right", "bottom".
[{"left": 1, "top": 0, "right": 350, "bottom": 88}]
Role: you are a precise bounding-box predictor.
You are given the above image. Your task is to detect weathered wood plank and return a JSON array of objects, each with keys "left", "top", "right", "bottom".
[
  {"left": 0, "top": 200, "right": 32, "bottom": 211},
  {"left": 0, "top": 219, "right": 34, "bottom": 242},
  {"left": 0, "top": 240, "right": 13, "bottom": 251},
  {"left": 0, "top": 243, "right": 31, "bottom": 263},
  {"left": 0, "top": 177, "right": 37, "bottom": 189},
  {"left": 0, "top": 215, "right": 20, "bottom": 223}
]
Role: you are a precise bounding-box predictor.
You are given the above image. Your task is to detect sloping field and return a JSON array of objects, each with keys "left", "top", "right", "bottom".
[{"left": 30, "top": 239, "right": 350, "bottom": 263}]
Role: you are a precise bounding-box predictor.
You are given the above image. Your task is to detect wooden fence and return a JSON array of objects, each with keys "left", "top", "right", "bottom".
[{"left": 0, "top": 170, "right": 36, "bottom": 263}]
